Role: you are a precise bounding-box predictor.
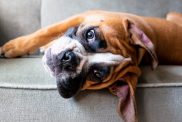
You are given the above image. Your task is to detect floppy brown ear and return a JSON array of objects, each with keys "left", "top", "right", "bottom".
[
  {"left": 109, "top": 76, "right": 138, "bottom": 122},
  {"left": 123, "top": 19, "right": 158, "bottom": 69}
]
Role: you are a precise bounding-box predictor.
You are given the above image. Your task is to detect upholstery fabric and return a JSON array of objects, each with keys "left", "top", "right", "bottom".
[
  {"left": 0, "top": 57, "right": 54, "bottom": 88},
  {"left": 0, "top": 88, "right": 121, "bottom": 122},
  {"left": 0, "top": 0, "right": 41, "bottom": 45},
  {"left": 0, "top": 87, "right": 182, "bottom": 122},
  {"left": 0, "top": 58, "right": 182, "bottom": 122},
  {"left": 41, "top": 0, "right": 182, "bottom": 27}
]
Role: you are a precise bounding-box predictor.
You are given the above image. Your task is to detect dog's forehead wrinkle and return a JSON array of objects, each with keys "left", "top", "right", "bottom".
[
  {"left": 50, "top": 37, "right": 71, "bottom": 54},
  {"left": 76, "top": 56, "right": 87, "bottom": 73}
]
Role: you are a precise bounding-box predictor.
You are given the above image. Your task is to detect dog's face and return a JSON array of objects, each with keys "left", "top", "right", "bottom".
[{"left": 42, "top": 12, "right": 157, "bottom": 99}]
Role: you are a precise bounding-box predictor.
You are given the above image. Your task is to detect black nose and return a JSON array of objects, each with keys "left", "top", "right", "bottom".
[
  {"left": 57, "top": 50, "right": 75, "bottom": 62},
  {"left": 57, "top": 50, "right": 79, "bottom": 71},
  {"left": 62, "top": 51, "right": 75, "bottom": 62}
]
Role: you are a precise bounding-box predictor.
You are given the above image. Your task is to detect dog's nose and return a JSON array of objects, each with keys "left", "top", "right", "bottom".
[
  {"left": 58, "top": 51, "right": 76, "bottom": 63},
  {"left": 58, "top": 50, "right": 79, "bottom": 70}
]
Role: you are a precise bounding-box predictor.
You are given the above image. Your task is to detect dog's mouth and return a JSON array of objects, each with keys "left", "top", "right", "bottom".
[{"left": 56, "top": 73, "right": 86, "bottom": 98}]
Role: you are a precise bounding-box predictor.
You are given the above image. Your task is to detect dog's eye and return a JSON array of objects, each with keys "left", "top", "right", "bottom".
[
  {"left": 87, "top": 65, "right": 110, "bottom": 82},
  {"left": 86, "top": 29, "right": 95, "bottom": 42},
  {"left": 93, "top": 69, "right": 102, "bottom": 80}
]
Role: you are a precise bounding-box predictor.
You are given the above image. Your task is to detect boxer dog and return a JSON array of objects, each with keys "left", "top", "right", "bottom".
[{"left": 1, "top": 11, "right": 182, "bottom": 122}]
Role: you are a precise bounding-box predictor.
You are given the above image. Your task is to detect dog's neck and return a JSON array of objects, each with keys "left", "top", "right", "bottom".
[{"left": 143, "top": 17, "right": 182, "bottom": 65}]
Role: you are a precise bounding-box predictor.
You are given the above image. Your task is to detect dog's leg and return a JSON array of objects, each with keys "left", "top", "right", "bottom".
[
  {"left": 166, "top": 12, "right": 182, "bottom": 26},
  {"left": 0, "top": 14, "right": 84, "bottom": 58}
]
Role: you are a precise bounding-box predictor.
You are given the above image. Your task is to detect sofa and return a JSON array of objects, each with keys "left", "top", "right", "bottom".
[{"left": 0, "top": 0, "right": 182, "bottom": 122}]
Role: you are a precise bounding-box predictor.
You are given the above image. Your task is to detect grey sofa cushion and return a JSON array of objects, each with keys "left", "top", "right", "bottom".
[
  {"left": 0, "top": 57, "right": 182, "bottom": 122},
  {"left": 1, "top": 86, "right": 182, "bottom": 122},
  {"left": 0, "top": 0, "right": 41, "bottom": 45},
  {"left": 139, "top": 66, "right": 182, "bottom": 84},
  {"left": 1, "top": 57, "right": 182, "bottom": 89},
  {"left": 0, "top": 88, "right": 121, "bottom": 122},
  {"left": 0, "top": 57, "right": 54, "bottom": 88},
  {"left": 41, "top": 0, "right": 182, "bottom": 27},
  {"left": 136, "top": 87, "right": 182, "bottom": 122},
  {"left": 1, "top": 87, "right": 182, "bottom": 122}
]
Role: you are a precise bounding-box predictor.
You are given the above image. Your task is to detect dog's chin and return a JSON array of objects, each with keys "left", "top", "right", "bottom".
[
  {"left": 56, "top": 73, "right": 86, "bottom": 98},
  {"left": 57, "top": 82, "right": 78, "bottom": 98}
]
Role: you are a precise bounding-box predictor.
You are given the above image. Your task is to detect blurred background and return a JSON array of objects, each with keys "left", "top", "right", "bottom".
[{"left": 0, "top": 0, "right": 182, "bottom": 46}]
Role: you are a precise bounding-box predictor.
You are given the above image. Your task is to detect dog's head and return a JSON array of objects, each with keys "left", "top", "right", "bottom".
[{"left": 42, "top": 11, "right": 158, "bottom": 122}]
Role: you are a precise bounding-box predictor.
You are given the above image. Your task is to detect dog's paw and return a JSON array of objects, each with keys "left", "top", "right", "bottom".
[{"left": 0, "top": 37, "right": 31, "bottom": 58}]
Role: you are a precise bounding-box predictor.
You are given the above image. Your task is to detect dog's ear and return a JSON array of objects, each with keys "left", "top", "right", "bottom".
[
  {"left": 109, "top": 76, "right": 138, "bottom": 122},
  {"left": 123, "top": 19, "right": 158, "bottom": 69}
]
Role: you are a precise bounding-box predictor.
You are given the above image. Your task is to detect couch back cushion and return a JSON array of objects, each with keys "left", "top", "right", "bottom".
[
  {"left": 0, "top": 0, "right": 41, "bottom": 45},
  {"left": 41, "top": 0, "right": 182, "bottom": 27}
]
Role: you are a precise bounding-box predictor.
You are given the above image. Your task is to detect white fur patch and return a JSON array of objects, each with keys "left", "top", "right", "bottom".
[
  {"left": 42, "top": 53, "right": 54, "bottom": 77},
  {"left": 50, "top": 36, "right": 85, "bottom": 55},
  {"left": 87, "top": 53, "right": 131, "bottom": 65}
]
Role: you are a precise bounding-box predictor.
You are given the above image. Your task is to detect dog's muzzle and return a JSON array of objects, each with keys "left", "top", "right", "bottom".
[
  {"left": 46, "top": 49, "right": 84, "bottom": 98},
  {"left": 42, "top": 29, "right": 86, "bottom": 98}
]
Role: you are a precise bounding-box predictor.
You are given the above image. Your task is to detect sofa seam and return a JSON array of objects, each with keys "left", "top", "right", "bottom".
[{"left": 0, "top": 82, "right": 182, "bottom": 90}]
